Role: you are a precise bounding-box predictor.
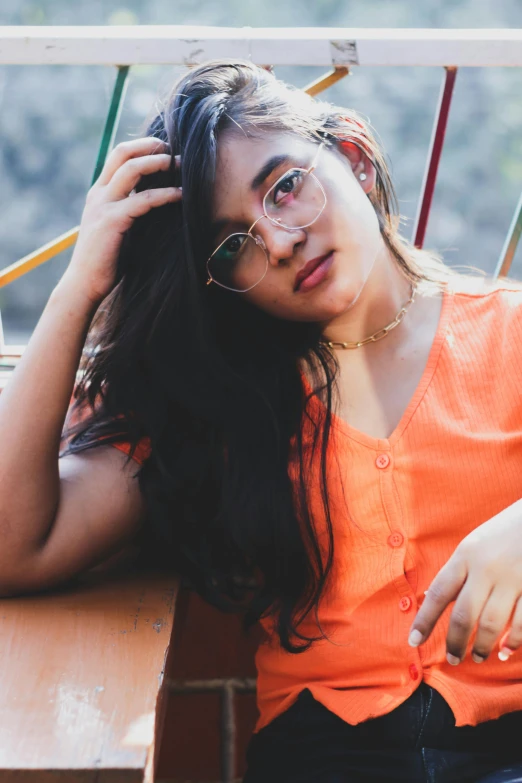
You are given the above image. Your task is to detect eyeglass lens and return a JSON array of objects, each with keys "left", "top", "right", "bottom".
[{"left": 208, "top": 168, "right": 325, "bottom": 292}]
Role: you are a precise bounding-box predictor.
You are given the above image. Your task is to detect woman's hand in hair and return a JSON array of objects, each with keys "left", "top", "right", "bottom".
[
  {"left": 63, "top": 137, "right": 182, "bottom": 305},
  {"left": 408, "top": 497, "right": 522, "bottom": 665}
]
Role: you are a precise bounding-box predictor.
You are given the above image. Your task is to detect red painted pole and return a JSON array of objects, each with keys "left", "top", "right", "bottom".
[{"left": 413, "top": 66, "right": 458, "bottom": 249}]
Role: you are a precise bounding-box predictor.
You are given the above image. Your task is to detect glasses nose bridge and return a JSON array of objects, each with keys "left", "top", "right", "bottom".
[
  {"left": 250, "top": 217, "right": 305, "bottom": 268},
  {"left": 249, "top": 211, "right": 303, "bottom": 244},
  {"left": 245, "top": 214, "right": 267, "bottom": 258},
  {"left": 248, "top": 213, "right": 267, "bottom": 235}
]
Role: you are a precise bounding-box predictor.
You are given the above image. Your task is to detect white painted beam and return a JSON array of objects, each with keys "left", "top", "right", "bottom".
[{"left": 0, "top": 26, "right": 520, "bottom": 67}]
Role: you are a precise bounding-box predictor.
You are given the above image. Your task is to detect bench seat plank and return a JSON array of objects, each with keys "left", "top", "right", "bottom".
[{"left": 0, "top": 568, "right": 178, "bottom": 781}]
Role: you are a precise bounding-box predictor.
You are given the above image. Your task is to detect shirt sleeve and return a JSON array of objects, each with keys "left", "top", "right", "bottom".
[
  {"left": 62, "top": 391, "right": 152, "bottom": 466},
  {"left": 108, "top": 438, "right": 152, "bottom": 466}
]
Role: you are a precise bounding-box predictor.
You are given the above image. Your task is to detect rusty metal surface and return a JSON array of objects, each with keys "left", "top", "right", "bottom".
[
  {"left": 166, "top": 679, "right": 256, "bottom": 693},
  {"left": 165, "top": 678, "right": 256, "bottom": 783}
]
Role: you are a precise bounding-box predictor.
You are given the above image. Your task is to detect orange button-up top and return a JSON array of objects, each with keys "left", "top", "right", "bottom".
[{"left": 86, "top": 277, "right": 522, "bottom": 732}]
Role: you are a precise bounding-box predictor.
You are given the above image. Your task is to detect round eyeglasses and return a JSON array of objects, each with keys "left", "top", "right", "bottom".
[{"left": 206, "top": 143, "right": 327, "bottom": 293}]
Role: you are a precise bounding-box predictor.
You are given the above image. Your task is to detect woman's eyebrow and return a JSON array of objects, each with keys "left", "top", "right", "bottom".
[{"left": 250, "top": 153, "right": 293, "bottom": 191}]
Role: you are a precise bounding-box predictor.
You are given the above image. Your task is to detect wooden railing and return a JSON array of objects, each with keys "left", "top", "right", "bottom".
[{"left": 1, "top": 26, "right": 522, "bottom": 782}]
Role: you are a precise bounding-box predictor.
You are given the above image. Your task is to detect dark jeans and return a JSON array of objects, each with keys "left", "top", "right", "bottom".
[{"left": 243, "top": 684, "right": 522, "bottom": 783}]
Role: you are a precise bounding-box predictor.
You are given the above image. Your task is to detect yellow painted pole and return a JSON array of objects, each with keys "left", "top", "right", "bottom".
[
  {"left": 0, "top": 66, "right": 131, "bottom": 292},
  {"left": 304, "top": 66, "right": 350, "bottom": 96},
  {"left": 0, "top": 226, "right": 79, "bottom": 289}
]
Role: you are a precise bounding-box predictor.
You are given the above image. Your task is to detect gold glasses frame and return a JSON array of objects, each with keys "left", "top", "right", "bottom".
[{"left": 206, "top": 141, "right": 327, "bottom": 293}]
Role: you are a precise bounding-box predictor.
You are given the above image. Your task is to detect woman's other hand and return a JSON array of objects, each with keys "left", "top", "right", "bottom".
[
  {"left": 63, "top": 138, "right": 182, "bottom": 306},
  {"left": 408, "top": 499, "right": 522, "bottom": 665}
]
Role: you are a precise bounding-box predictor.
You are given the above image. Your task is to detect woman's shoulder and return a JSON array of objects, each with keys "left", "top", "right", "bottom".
[
  {"left": 447, "top": 271, "right": 522, "bottom": 300},
  {"left": 443, "top": 273, "right": 522, "bottom": 361},
  {"left": 446, "top": 272, "right": 522, "bottom": 322},
  {"left": 62, "top": 390, "right": 152, "bottom": 467}
]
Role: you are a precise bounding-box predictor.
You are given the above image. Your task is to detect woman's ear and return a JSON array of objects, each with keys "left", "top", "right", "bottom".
[{"left": 339, "top": 139, "right": 375, "bottom": 194}]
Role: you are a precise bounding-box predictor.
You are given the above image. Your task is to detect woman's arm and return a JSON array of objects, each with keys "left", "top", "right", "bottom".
[
  {"left": 0, "top": 138, "right": 181, "bottom": 595},
  {"left": 0, "top": 275, "right": 145, "bottom": 595},
  {"left": 0, "top": 276, "right": 98, "bottom": 573}
]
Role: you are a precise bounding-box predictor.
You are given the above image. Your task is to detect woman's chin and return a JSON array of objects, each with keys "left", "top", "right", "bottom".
[
  {"left": 251, "top": 276, "right": 363, "bottom": 323},
  {"left": 306, "top": 281, "right": 362, "bottom": 322}
]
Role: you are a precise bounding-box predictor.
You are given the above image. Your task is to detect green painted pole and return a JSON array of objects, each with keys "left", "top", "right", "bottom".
[
  {"left": 494, "top": 190, "right": 522, "bottom": 279},
  {"left": 91, "top": 65, "right": 130, "bottom": 186}
]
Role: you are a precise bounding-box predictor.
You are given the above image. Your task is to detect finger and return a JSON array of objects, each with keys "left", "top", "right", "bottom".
[
  {"left": 471, "top": 587, "right": 517, "bottom": 663},
  {"left": 498, "top": 596, "right": 522, "bottom": 660},
  {"left": 124, "top": 186, "right": 182, "bottom": 218},
  {"left": 105, "top": 154, "right": 173, "bottom": 201},
  {"left": 444, "top": 577, "right": 491, "bottom": 664},
  {"left": 127, "top": 154, "right": 180, "bottom": 195},
  {"left": 96, "top": 138, "right": 170, "bottom": 186},
  {"left": 409, "top": 556, "right": 467, "bottom": 648}
]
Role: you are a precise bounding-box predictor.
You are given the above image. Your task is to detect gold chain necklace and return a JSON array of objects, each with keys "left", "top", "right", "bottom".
[{"left": 321, "top": 283, "right": 417, "bottom": 350}]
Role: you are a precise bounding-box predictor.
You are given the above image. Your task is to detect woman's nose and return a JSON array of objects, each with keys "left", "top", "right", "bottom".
[{"left": 255, "top": 219, "right": 306, "bottom": 267}]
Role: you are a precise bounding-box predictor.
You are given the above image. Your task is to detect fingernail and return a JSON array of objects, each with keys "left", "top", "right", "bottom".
[
  {"left": 447, "top": 653, "right": 460, "bottom": 666},
  {"left": 471, "top": 652, "right": 486, "bottom": 664},
  {"left": 408, "top": 629, "right": 423, "bottom": 647},
  {"left": 499, "top": 647, "right": 515, "bottom": 662}
]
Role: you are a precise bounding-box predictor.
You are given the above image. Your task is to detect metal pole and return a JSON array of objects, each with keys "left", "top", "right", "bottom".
[
  {"left": 91, "top": 65, "right": 130, "bottom": 185},
  {"left": 412, "top": 66, "right": 458, "bottom": 248},
  {"left": 494, "top": 190, "right": 522, "bottom": 278}
]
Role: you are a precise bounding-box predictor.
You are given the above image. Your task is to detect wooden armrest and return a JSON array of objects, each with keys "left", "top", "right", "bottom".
[{"left": 0, "top": 566, "right": 179, "bottom": 782}]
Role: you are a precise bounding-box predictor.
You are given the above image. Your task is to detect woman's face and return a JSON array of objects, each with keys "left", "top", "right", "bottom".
[{"left": 209, "top": 130, "right": 384, "bottom": 323}]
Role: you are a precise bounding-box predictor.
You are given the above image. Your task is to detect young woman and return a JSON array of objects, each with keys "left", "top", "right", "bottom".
[{"left": 1, "top": 59, "right": 522, "bottom": 782}]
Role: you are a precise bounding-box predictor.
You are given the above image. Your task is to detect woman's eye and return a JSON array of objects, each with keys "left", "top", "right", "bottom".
[
  {"left": 272, "top": 170, "right": 303, "bottom": 204},
  {"left": 221, "top": 235, "right": 246, "bottom": 258},
  {"left": 225, "top": 237, "right": 242, "bottom": 252}
]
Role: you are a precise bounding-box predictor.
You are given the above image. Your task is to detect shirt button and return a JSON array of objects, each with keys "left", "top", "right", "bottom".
[
  {"left": 375, "top": 453, "right": 390, "bottom": 469},
  {"left": 399, "top": 596, "right": 412, "bottom": 612},
  {"left": 387, "top": 532, "right": 404, "bottom": 548},
  {"left": 409, "top": 664, "right": 419, "bottom": 681}
]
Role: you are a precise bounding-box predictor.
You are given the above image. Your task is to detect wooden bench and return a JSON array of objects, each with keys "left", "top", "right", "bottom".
[{"left": 0, "top": 561, "right": 179, "bottom": 782}]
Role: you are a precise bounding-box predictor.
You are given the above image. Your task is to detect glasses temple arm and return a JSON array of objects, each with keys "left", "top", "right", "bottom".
[{"left": 308, "top": 141, "right": 325, "bottom": 173}]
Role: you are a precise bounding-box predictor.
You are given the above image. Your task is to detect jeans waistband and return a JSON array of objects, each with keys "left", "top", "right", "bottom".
[{"left": 266, "top": 684, "right": 522, "bottom": 754}]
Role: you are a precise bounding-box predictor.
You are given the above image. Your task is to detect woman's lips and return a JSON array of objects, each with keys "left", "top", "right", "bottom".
[{"left": 295, "top": 252, "right": 334, "bottom": 293}]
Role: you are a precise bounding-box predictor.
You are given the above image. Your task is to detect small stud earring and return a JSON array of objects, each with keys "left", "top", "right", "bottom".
[{"left": 359, "top": 172, "right": 367, "bottom": 181}]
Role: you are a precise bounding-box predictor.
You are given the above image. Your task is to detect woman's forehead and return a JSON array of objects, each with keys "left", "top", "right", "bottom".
[{"left": 212, "top": 132, "right": 315, "bottom": 207}]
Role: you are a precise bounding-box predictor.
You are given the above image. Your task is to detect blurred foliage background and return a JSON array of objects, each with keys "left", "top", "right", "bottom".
[{"left": 0, "top": 0, "right": 521, "bottom": 341}]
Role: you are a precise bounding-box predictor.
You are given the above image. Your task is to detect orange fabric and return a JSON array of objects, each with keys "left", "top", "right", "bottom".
[
  {"left": 61, "top": 392, "right": 152, "bottom": 465},
  {"left": 108, "top": 438, "right": 152, "bottom": 464},
  {"left": 96, "top": 276, "right": 522, "bottom": 731},
  {"left": 254, "top": 277, "right": 522, "bottom": 732}
]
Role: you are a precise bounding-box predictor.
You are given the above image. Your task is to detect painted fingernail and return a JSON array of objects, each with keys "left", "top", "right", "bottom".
[
  {"left": 499, "top": 647, "right": 515, "bottom": 662},
  {"left": 408, "top": 629, "right": 423, "bottom": 647},
  {"left": 471, "top": 652, "right": 486, "bottom": 664},
  {"left": 447, "top": 653, "right": 460, "bottom": 666}
]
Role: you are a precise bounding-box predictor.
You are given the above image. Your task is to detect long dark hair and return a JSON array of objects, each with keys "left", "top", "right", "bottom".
[{"left": 61, "top": 59, "right": 455, "bottom": 652}]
